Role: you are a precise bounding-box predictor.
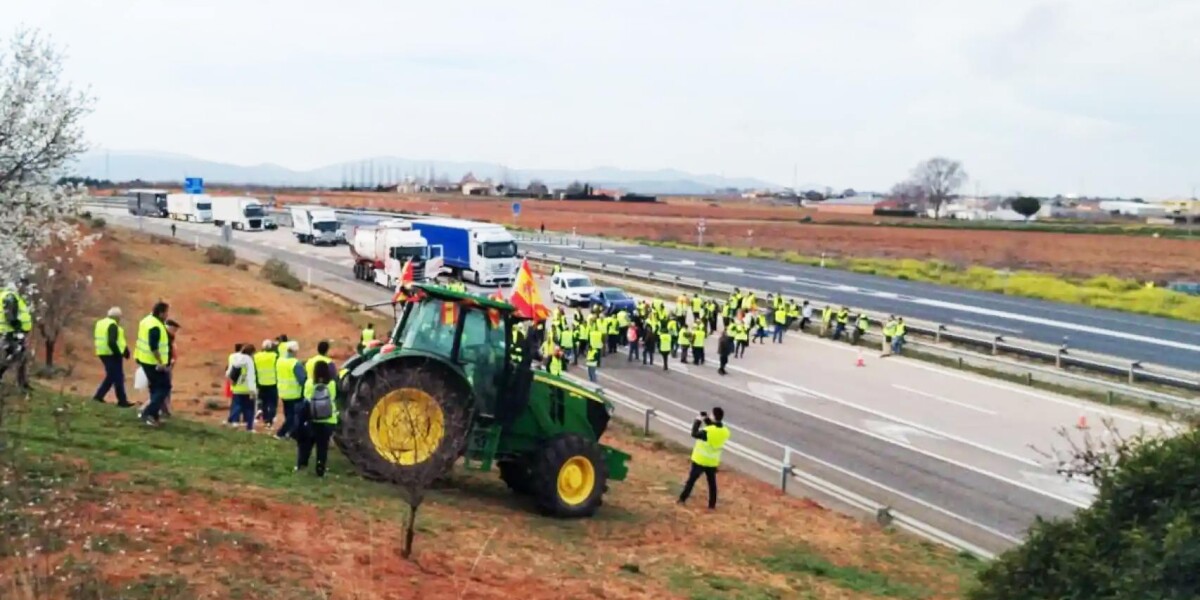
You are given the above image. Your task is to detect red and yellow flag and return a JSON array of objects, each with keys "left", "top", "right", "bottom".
[
  {"left": 508, "top": 258, "right": 550, "bottom": 322},
  {"left": 391, "top": 259, "right": 415, "bottom": 303}
]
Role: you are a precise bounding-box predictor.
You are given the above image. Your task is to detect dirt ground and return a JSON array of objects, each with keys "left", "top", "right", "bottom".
[
  {"left": 2, "top": 227, "right": 980, "bottom": 598},
  {"left": 274, "top": 192, "right": 1200, "bottom": 280}
]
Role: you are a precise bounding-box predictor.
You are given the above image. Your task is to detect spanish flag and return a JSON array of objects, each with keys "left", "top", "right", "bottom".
[
  {"left": 508, "top": 258, "right": 551, "bottom": 322},
  {"left": 391, "top": 259, "right": 415, "bottom": 303}
]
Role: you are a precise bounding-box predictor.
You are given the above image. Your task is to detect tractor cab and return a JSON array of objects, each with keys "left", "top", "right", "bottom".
[{"left": 385, "top": 284, "right": 522, "bottom": 419}]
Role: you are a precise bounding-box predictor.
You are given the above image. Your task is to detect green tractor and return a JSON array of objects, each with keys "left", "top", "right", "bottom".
[{"left": 334, "top": 284, "right": 631, "bottom": 517}]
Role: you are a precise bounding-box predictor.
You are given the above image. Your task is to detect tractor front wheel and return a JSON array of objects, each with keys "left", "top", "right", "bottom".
[{"left": 530, "top": 434, "right": 608, "bottom": 518}]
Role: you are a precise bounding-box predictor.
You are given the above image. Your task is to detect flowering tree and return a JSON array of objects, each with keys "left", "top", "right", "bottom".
[{"left": 0, "top": 28, "right": 94, "bottom": 374}]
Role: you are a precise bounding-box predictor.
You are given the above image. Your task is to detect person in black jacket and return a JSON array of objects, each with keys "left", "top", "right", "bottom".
[{"left": 717, "top": 329, "right": 734, "bottom": 376}]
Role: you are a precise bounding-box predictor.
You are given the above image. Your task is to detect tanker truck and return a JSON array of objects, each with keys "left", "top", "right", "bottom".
[{"left": 351, "top": 219, "right": 444, "bottom": 288}]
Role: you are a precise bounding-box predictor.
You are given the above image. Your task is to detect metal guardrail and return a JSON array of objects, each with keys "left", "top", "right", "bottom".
[
  {"left": 558, "top": 371, "right": 1000, "bottom": 559},
  {"left": 524, "top": 249, "right": 1200, "bottom": 411}
]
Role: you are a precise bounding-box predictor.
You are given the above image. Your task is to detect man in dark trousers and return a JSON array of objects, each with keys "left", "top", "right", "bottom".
[
  {"left": 717, "top": 329, "right": 734, "bottom": 376},
  {"left": 678, "top": 407, "right": 730, "bottom": 509},
  {"left": 93, "top": 307, "right": 133, "bottom": 407},
  {"left": 135, "top": 301, "right": 172, "bottom": 427}
]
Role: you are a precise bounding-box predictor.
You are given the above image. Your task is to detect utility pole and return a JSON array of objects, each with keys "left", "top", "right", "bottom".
[{"left": 697, "top": 218, "right": 707, "bottom": 247}]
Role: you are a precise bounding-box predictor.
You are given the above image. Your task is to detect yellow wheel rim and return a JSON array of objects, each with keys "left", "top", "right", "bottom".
[
  {"left": 556, "top": 456, "right": 596, "bottom": 506},
  {"left": 368, "top": 388, "right": 446, "bottom": 466}
]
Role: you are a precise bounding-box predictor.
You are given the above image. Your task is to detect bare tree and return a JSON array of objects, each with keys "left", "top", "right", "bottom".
[
  {"left": 29, "top": 242, "right": 92, "bottom": 368},
  {"left": 527, "top": 179, "right": 549, "bottom": 197},
  {"left": 910, "top": 157, "right": 966, "bottom": 219},
  {"left": 371, "top": 367, "right": 471, "bottom": 559},
  {"left": 888, "top": 180, "right": 928, "bottom": 210}
]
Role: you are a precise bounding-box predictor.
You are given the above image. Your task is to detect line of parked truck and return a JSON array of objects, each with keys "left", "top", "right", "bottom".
[{"left": 126, "top": 188, "right": 272, "bottom": 231}]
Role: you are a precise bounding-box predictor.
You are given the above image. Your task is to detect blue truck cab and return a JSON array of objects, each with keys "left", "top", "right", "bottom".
[{"left": 410, "top": 218, "right": 519, "bottom": 286}]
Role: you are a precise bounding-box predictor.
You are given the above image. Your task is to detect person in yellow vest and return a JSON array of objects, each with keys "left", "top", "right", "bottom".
[
  {"left": 227, "top": 344, "right": 258, "bottom": 431},
  {"left": 733, "top": 320, "right": 749, "bottom": 358},
  {"left": 588, "top": 321, "right": 605, "bottom": 367},
  {"left": 658, "top": 326, "right": 673, "bottom": 371},
  {"left": 753, "top": 312, "right": 769, "bottom": 344},
  {"left": 691, "top": 295, "right": 703, "bottom": 321},
  {"left": 254, "top": 340, "right": 280, "bottom": 428},
  {"left": 135, "top": 302, "right": 172, "bottom": 426},
  {"left": 832, "top": 306, "right": 850, "bottom": 341},
  {"left": 559, "top": 324, "right": 576, "bottom": 365},
  {"left": 891, "top": 317, "right": 907, "bottom": 356},
  {"left": 772, "top": 304, "right": 788, "bottom": 344},
  {"left": 881, "top": 316, "right": 897, "bottom": 357},
  {"left": 606, "top": 314, "right": 619, "bottom": 355},
  {"left": 296, "top": 361, "right": 338, "bottom": 477},
  {"left": 820, "top": 305, "right": 834, "bottom": 337},
  {"left": 585, "top": 345, "right": 600, "bottom": 383},
  {"left": 0, "top": 280, "right": 33, "bottom": 389},
  {"left": 548, "top": 347, "right": 565, "bottom": 377},
  {"left": 666, "top": 318, "right": 680, "bottom": 357},
  {"left": 358, "top": 323, "right": 375, "bottom": 354},
  {"left": 274, "top": 341, "right": 306, "bottom": 439},
  {"left": 691, "top": 325, "right": 706, "bottom": 365},
  {"left": 678, "top": 407, "right": 730, "bottom": 509},
  {"left": 305, "top": 340, "right": 337, "bottom": 384},
  {"left": 678, "top": 325, "right": 692, "bottom": 364},
  {"left": 92, "top": 306, "right": 133, "bottom": 407}
]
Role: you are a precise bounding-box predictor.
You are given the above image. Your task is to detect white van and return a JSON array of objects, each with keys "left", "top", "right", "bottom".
[{"left": 549, "top": 271, "right": 597, "bottom": 307}]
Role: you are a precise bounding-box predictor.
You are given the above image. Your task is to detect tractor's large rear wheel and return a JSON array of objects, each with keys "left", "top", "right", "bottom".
[
  {"left": 530, "top": 434, "right": 608, "bottom": 518},
  {"left": 337, "top": 360, "right": 472, "bottom": 485}
]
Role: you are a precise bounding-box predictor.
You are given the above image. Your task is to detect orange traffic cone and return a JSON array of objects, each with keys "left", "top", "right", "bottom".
[
  {"left": 855, "top": 350, "right": 865, "bottom": 368},
  {"left": 1076, "top": 415, "right": 1089, "bottom": 430}
]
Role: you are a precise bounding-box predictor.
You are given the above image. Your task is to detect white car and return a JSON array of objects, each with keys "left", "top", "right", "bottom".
[{"left": 550, "top": 272, "right": 597, "bottom": 307}]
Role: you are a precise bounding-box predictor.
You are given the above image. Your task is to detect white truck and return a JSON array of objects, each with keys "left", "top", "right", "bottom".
[
  {"left": 289, "top": 205, "right": 343, "bottom": 245},
  {"left": 410, "top": 218, "right": 519, "bottom": 286},
  {"left": 166, "top": 194, "right": 213, "bottom": 223},
  {"left": 210, "top": 196, "right": 266, "bottom": 231},
  {"left": 350, "top": 219, "right": 444, "bottom": 288}
]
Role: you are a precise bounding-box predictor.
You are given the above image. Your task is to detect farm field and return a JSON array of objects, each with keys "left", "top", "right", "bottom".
[{"left": 275, "top": 193, "right": 1200, "bottom": 281}]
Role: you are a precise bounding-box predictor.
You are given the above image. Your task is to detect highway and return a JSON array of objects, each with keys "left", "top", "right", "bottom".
[
  {"left": 99, "top": 209, "right": 1173, "bottom": 557},
  {"left": 518, "top": 237, "right": 1200, "bottom": 371}
]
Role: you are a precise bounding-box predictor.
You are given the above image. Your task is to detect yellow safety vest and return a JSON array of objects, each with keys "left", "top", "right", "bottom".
[
  {"left": 895, "top": 322, "right": 907, "bottom": 336},
  {"left": 276, "top": 356, "right": 302, "bottom": 400},
  {"left": 822, "top": 307, "right": 833, "bottom": 323},
  {"left": 361, "top": 328, "right": 375, "bottom": 344},
  {"left": 305, "top": 355, "right": 333, "bottom": 382},
  {"left": 691, "top": 424, "right": 730, "bottom": 467},
  {"left": 0, "top": 290, "right": 32, "bottom": 334},
  {"left": 774, "top": 309, "right": 787, "bottom": 325},
  {"left": 303, "top": 379, "right": 339, "bottom": 425},
  {"left": 135, "top": 315, "right": 169, "bottom": 365},
  {"left": 93, "top": 317, "right": 126, "bottom": 357},
  {"left": 678, "top": 329, "right": 692, "bottom": 348},
  {"left": 586, "top": 347, "right": 599, "bottom": 367},
  {"left": 857, "top": 316, "right": 870, "bottom": 331},
  {"left": 549, "top": 354, "right": 563, "bottom": 376},
  {"left": 230, "top": 357, "right": 253, "bottom": 395},
  {"left": 589, "top": 328, "right": 604, "bottom": 349},
  {"left": 253, "top": 351, "right": 278, "bottom": 386},
  {"left": 658, "top": 331, "right": 673, "bottom": 352}
]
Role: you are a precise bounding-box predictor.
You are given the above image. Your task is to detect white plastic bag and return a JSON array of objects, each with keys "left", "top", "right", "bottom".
[{"left": 134, "top": 367, "right": 148, "bottom": 390}]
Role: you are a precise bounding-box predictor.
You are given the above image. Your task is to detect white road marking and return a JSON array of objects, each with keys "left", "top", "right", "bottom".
[
  {"left": 774, "top": 275, "right": 797, "bottom": 282},
  {"left": 673, "top": 260, "right": 696, "bottom": 266},
  {"left": 864, "top": 419, "right": 944, "bottom": 445},
  {"left": 911, "top": 297, "right": 1200, "bottom": 353},
  {"left": 952, "top": 318, "right": 1024, "bottom": 335},
  {"left": 593, "top": 378, "right": 1019, "bottom": 550},
  {"left": 898, "top": 359, "right": 1167, "bottom": 429},
  {"left": 635, "top": 254, "right": 654, "bottom": 259},
  {"left": 892, "top": 384, "right": 999, "bottom": 416},
  {"left": 726, "top": 364, "right": 1044, "bottom": 468},
  {"left": 605, "top": 369, "right": 1087, "bottom": 509}
]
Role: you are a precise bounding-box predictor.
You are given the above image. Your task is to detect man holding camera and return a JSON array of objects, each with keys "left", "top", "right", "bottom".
[{"left": 678, "top": 407, "right": 730, "bottom": 510}]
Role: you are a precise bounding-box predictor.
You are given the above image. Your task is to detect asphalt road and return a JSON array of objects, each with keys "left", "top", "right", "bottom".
[
  {"left": 101, "top": 210, "right": 1173, "bottom": 556},
  {"left": 519, "top": 237, "right": 1200, "bottom": 371}
]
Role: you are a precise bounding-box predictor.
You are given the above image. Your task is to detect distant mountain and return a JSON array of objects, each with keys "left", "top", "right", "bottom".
[{"left": 71, "top": 151, "right": 786, "bottom": 194}]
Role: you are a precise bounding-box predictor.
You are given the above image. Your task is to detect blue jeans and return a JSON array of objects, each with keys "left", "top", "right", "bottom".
[
  {"left": 587, "top": 366, "right": 597, "bottom": 382},
  {"left": 772, "top": 325, "right": 785, "bottom": 343},
  {"left": 628, "top": 343, "right": 639, "bottom": 361},
  {"left": 229, "top": 394, "right": 255, "bottom": 430},
  {"left": 276, "top": 399, "right": 302, "bottom": 438},
  {"left": 138, "top": 363, "right": 171, "bottom": 421},
  {"left": 93, "top": 355, "right": 128, "bottom": 404},
  {"left": 891, "top": 335, "right": 905, "bottom": 354}
]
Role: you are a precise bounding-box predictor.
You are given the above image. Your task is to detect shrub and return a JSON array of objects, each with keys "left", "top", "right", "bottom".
[
  {"left": 971, "top": 426, "right": 1200, "bottom": 599},
  {"left": 262, "top": 258, "right": 303, "bottom": 290},
  {"left": 89, "top": 217, "right": 106, "bottom": 229},
  {"left": 205, "top": 245, "right": 236, "bottom": 265}
]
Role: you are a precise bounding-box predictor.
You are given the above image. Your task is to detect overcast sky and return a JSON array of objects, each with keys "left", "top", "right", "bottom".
[{"left": 9, "top": 0, "right": 1199, "bottom": 197}]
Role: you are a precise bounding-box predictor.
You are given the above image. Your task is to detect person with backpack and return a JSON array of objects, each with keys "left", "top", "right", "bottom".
[
  {"left": 295, "top": 361, "right": 338, "bottom": 477},
  {"left": 226, "top": 344, "right": 258, "bottom": 431}
]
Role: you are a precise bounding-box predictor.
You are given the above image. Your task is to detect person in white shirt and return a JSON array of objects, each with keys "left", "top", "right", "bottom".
[{"left": 226, "top": 344, "right": 259, "bottom": 431}]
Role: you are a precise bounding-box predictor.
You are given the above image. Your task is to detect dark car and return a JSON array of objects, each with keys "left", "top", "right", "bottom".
[{"left": 589, "top": 288, "right": 637, "bottom": 315}]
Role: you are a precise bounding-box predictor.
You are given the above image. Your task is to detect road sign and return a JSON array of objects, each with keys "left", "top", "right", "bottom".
[
  {"left": 184, "top": 177, "right": 204, "bottom": 194},
  {"left": 512, "top": 201, "right": 522, "bottom": 217}
]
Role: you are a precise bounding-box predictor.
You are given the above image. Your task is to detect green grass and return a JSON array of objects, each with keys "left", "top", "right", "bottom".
[
  {"left": 756, "top": 543, "right": 932, "bottom": 599},
  {"left": 202, "top": 301, "right": 263, "bottom": 315},
  {"left": 631, "top": 239, "right": 1200, "bottom": 322},
  {"left": 667, "top": 566, "right": 789, "bottom": 600}
]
